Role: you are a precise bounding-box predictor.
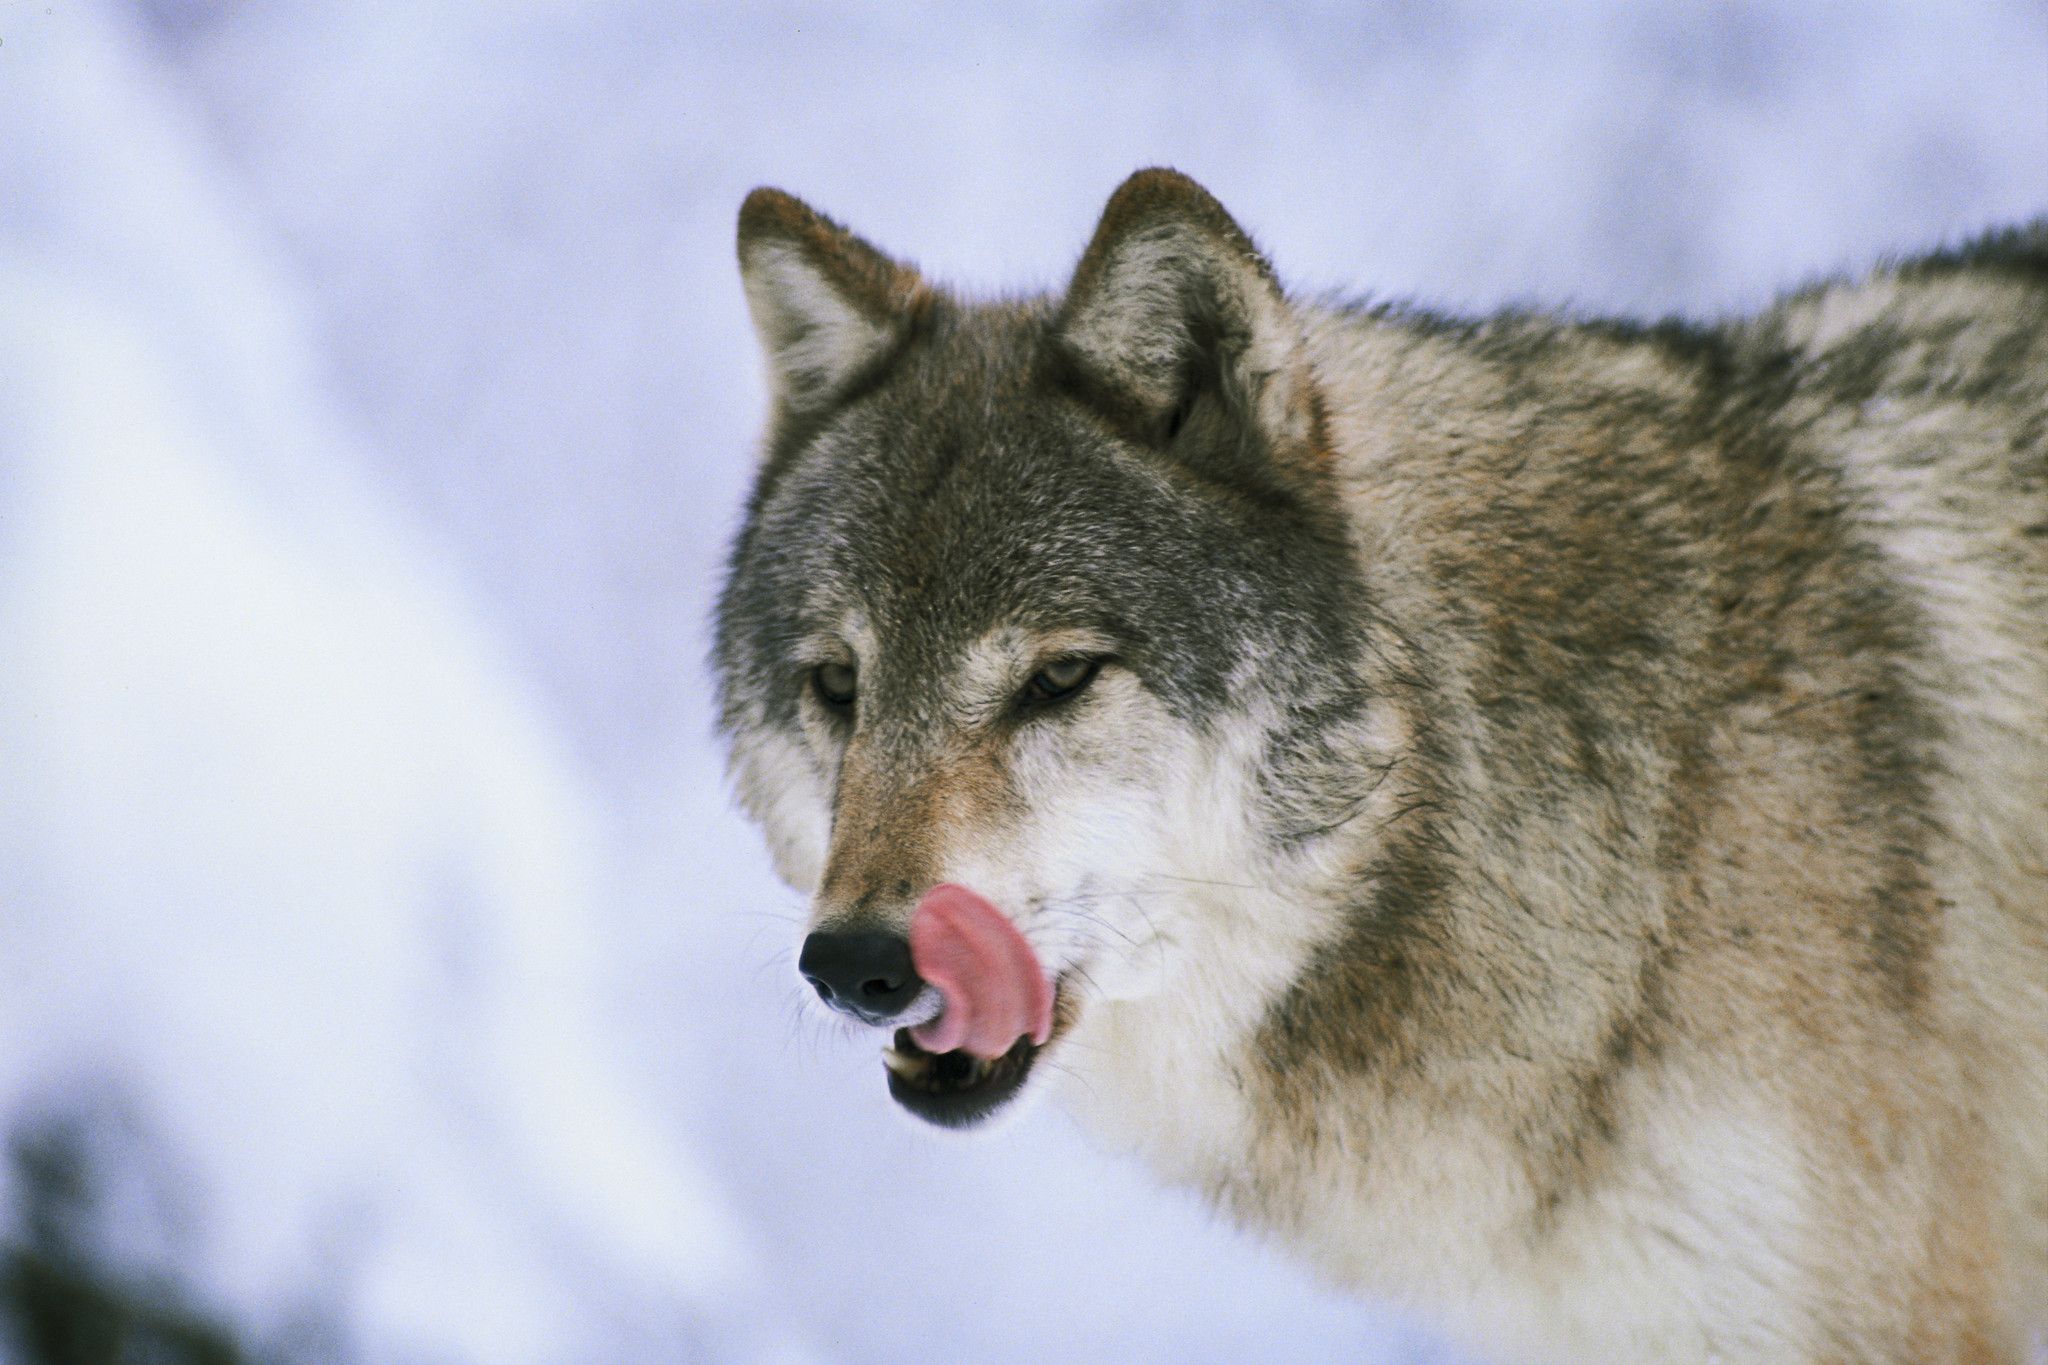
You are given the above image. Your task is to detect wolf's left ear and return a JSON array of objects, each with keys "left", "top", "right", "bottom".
[
  {"left": 737, "top": 188, "right": 928, "bottom": 416},
  {"left": 1053, "top": 169, "right": 1325, "bottom": 490}
]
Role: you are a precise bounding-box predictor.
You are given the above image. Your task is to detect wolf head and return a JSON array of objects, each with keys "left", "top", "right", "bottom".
[{"left": 716, "top": 170, "right": 1396, "bottom": 1129}]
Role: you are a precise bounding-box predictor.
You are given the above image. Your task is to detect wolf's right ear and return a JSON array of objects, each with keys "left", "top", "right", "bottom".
[{"left": 737, "top": 189, "right": 928, "bottom": 416}]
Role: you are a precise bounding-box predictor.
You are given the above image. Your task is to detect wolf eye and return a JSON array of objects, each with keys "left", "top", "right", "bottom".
[
  {"left": 813, "top": 662, "right": 857, "bottom": 709},
  {"left": 1023, "top": 657, "right": 1097, "bottom": 706}
]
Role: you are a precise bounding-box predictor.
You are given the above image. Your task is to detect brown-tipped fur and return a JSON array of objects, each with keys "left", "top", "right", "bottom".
[
  {"left": 1054, "top": 169, "right": 1337, "bottom": 511},
  {"left": 1063, "top": 168, "right": 1283, "bottom": 310},
  {"left": 716, "top": 170, "right": 2048, "bottom": 1364},
  {"left": 737, "top": 188, "right": 928, "bottom": 330},
  {"left": 735, "top": 187, "right": 934, "bottom": 429}
]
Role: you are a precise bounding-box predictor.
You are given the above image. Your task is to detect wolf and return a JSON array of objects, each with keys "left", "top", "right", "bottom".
[{"left": 714, "top": 168, "right": 2048, "bottom": 1364}]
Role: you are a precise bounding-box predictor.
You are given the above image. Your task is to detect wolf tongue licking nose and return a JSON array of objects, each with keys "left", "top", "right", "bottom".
[{"left": 907, "top": 884, "right": 1053, "bottom": 1059}]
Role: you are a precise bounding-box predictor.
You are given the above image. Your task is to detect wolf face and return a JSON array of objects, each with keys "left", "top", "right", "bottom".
[{"left": 715, "top": 174, "right": 1413, "bottom": 1127}]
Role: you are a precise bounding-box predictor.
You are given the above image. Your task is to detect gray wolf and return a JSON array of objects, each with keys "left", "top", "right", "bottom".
[{"left": 715, "top": 168, "right": 2048, "bottom": 1363}]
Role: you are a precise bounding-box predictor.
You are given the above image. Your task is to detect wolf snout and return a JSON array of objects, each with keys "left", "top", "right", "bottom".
[{"left": 798, "top": 929, "right": 927, "bottom": 1025}]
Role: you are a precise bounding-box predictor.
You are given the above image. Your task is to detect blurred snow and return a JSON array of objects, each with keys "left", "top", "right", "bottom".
[
  {"left": 0, "top": 6, "right": 813, "bottom": 1363},
  {"left": 2, "top": 1, "right": 2044, "bottom": 1362}
]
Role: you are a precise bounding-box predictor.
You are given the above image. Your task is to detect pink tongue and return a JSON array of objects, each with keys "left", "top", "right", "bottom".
[{"left": 908, "top": 884, "right": 1053, "bottom": 1060}]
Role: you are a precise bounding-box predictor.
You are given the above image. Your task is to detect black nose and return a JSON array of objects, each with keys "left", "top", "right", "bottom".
[{"left": 798, "top": 930, "right": 925, "bottom": 1024}]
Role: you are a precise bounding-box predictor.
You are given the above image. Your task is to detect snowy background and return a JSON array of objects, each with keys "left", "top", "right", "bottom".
[{"left": 2, "top": 2, "right": 2044, "bottom": 1362}]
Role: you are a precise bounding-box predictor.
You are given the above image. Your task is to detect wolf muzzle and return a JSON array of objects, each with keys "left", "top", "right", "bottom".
[{"left": 801, "top": 885, "right": 1062, "bottom": 1128}]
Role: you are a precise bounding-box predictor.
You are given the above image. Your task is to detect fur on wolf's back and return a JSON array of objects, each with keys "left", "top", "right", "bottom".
[{"left": 717, "top": 170, "right": 2048, "bottom": 1364}]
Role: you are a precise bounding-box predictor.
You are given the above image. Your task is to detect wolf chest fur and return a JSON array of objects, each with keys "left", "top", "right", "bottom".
[{"left": 714, "top": 169, "right": 2048, "bottom": 1364}]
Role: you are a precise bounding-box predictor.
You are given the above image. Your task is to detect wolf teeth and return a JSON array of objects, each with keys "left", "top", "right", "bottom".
[{"left": 884, "top": 1042, "right": 1010, "bottom": 1092}]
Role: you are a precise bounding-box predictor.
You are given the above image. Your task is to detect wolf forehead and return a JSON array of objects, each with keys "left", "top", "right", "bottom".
[
  {"left": 746, "top": 306, "right": 1191, "bottom": 608},
  {"left": 717, "top": 299, "right": 1358, "bottom": 718}
]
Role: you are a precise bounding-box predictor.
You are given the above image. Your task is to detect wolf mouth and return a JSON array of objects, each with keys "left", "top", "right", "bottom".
[
  {"left": 883, "top": 1027, "right": 1041, "bottom": 1128},
  {"left": 883, "top": 977, "right": 1071, "bottom": 1128}
]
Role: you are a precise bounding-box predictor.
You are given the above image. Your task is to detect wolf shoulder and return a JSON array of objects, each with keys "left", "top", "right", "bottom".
[
  {"left": 1304, "top": 220, "right": 2046, "bottom": 470},
  {"left": 1299, "top": 221, "right": 2048, "bottom": 593}
]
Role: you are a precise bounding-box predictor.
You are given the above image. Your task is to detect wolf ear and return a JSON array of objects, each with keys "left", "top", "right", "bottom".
[
  {"left": 737, "top": 188, "right": 927, "bottom": 415},
  {"left": 1053, "top": 169, "right": 1324, "bottom": 490}
]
